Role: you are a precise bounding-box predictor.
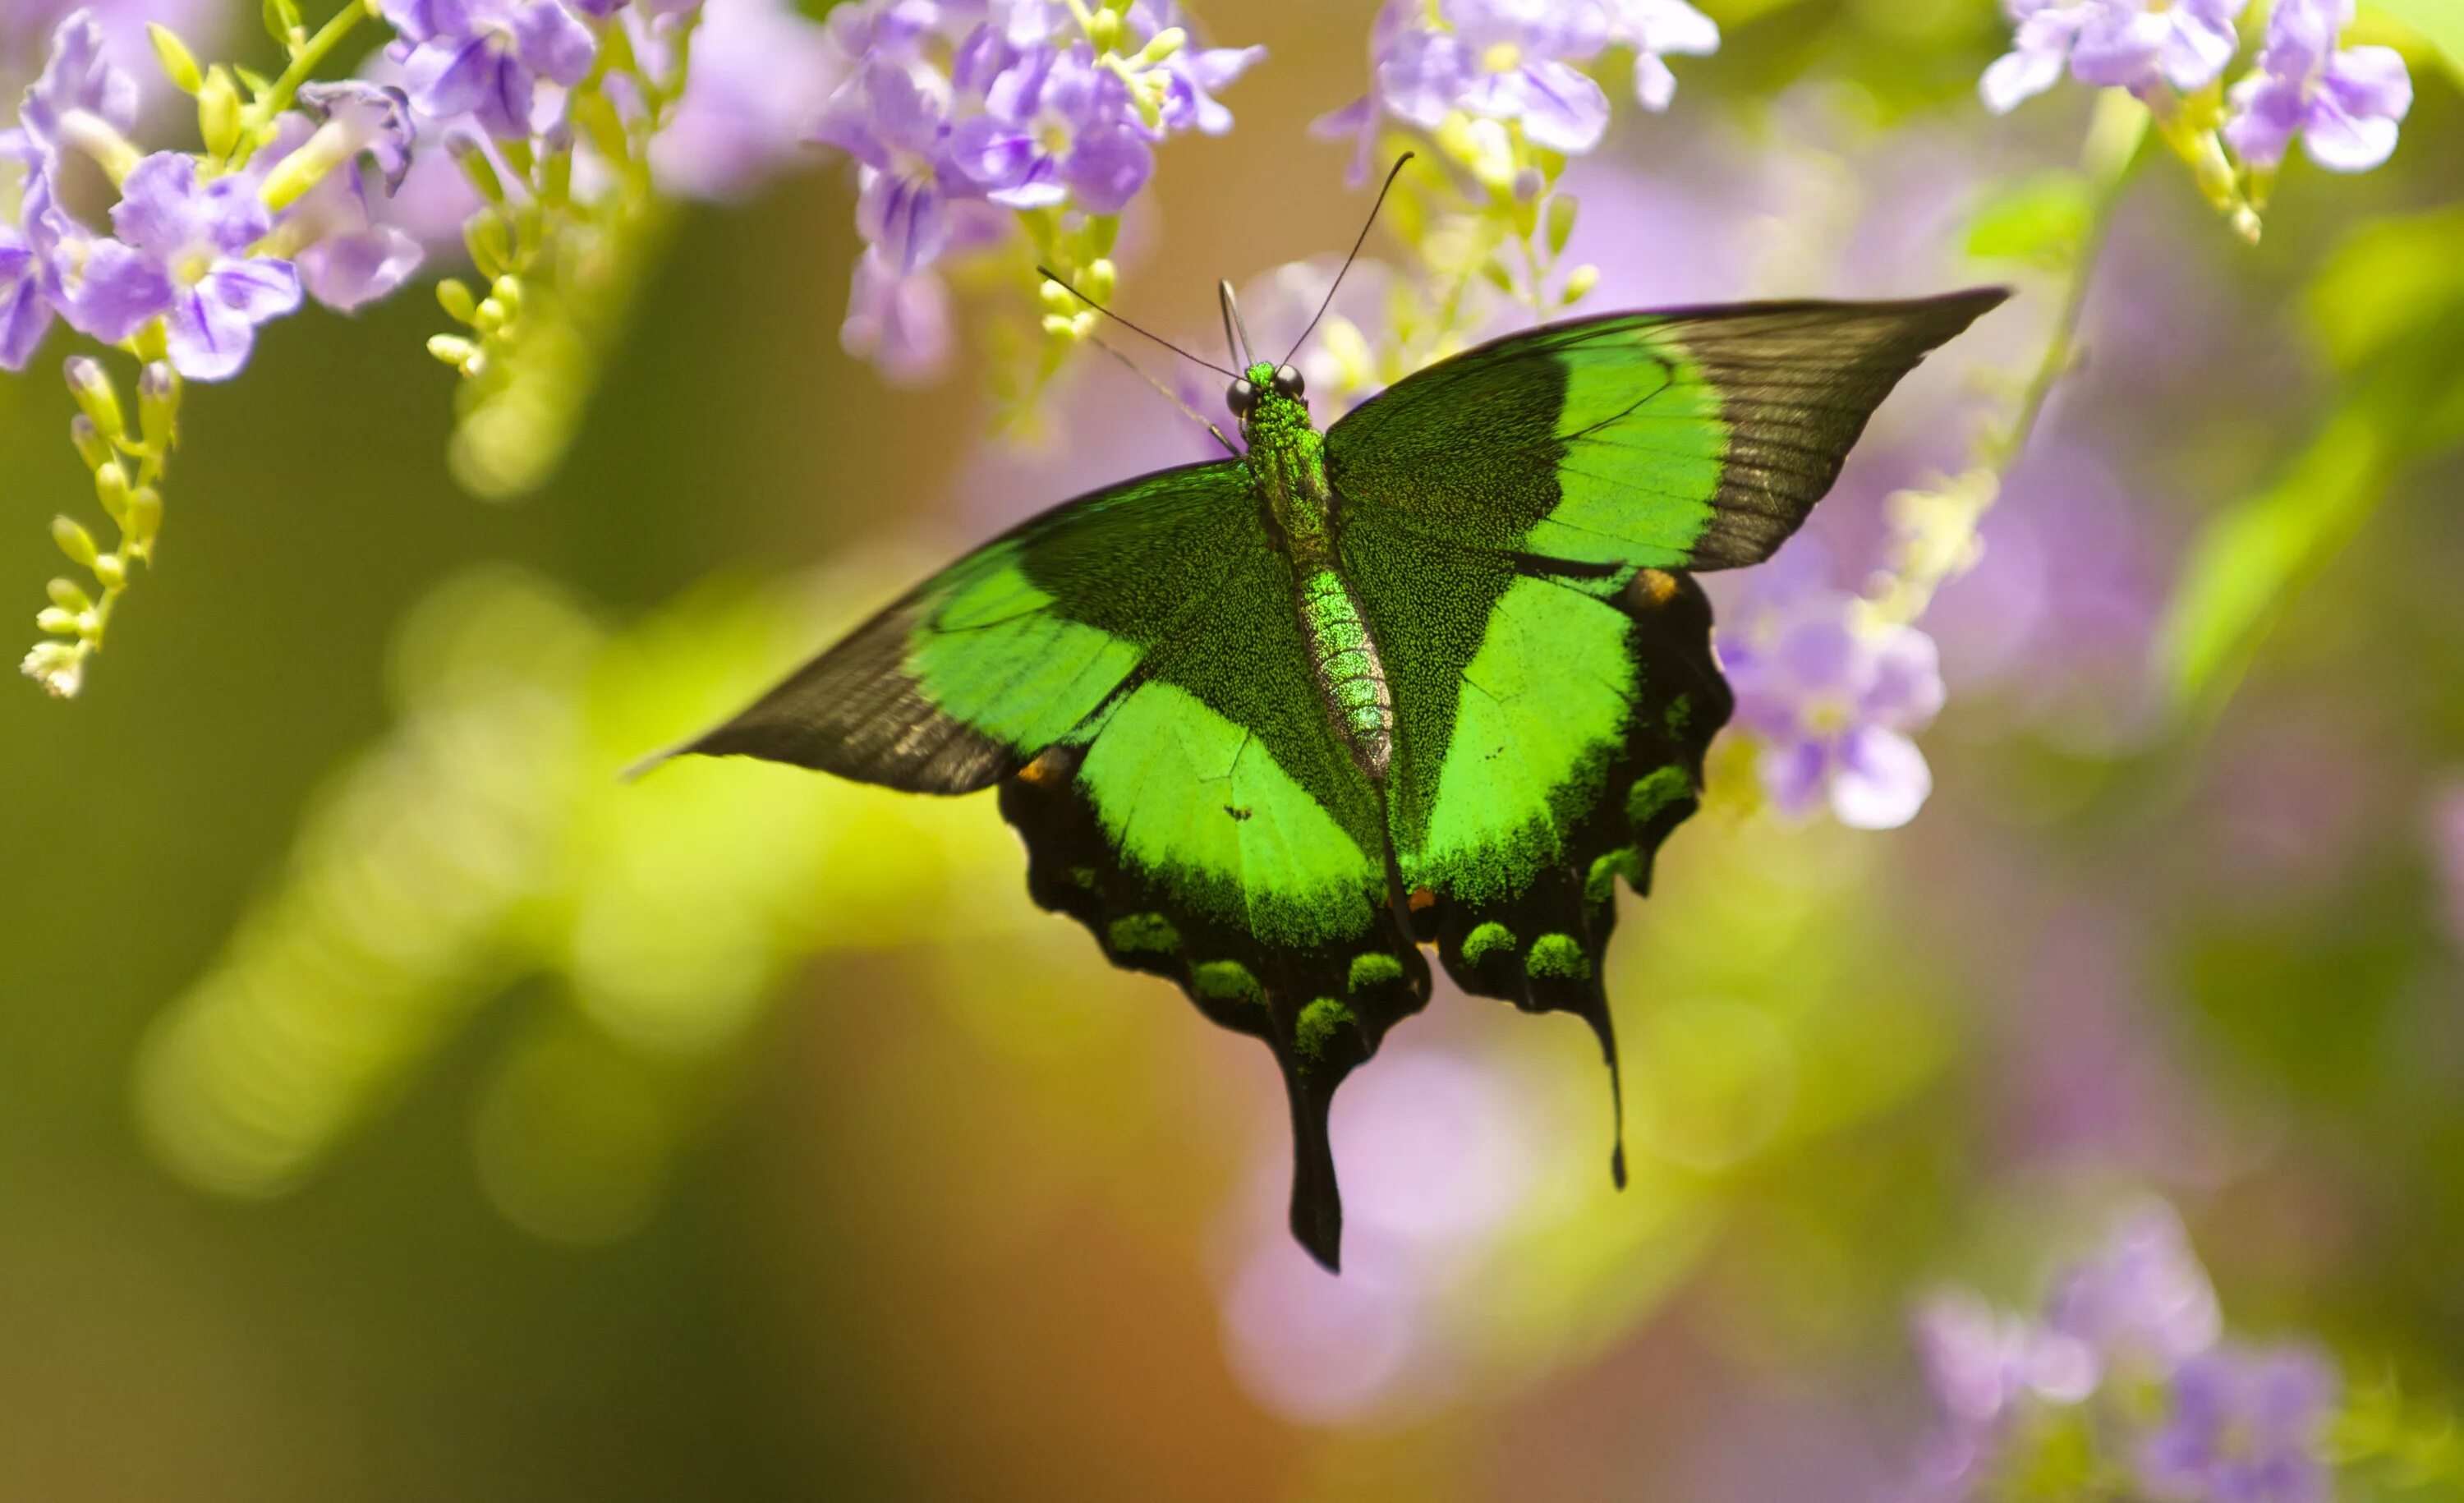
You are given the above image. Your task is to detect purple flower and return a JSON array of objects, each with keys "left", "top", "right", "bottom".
[
  {"left": 82, "top": 154, "right": 301, "bottom": 380},
  {"left": 1379, "top": 0, "right": 1613, "bottom": 154},
  {"left": 254, "top": 117, "right": 425, "bottom": 312},
  {"left": 840, "top": 246, "right": 952, "bottom": 384},
  {"left": 14, "top": 8, "right": 138, "bottom": 159},
  {"left": 0, "top": 224, "right": 54, "bottom": 370},
  {"left": 949, "top": 45, "right": 1152, "bottom": 213},
  {"left": 1606, "top": 0, "right": 1718, "bottom": 110},
  {"left": 1721, "top": 563, "right": 1946, "bottom": 830},
  {"left": 295, "top": 80, "right": 420, "bottom": 195},
  {"left": 2138, "top": 1346, "right": 2338, "bottom": 1503},
  {"left": 3, "top": 0, "right": 218, "bottom": 83},
  {"left": 2043, "top": 1200, "right": 2222, "bottom": 1379},
  {"left": 1133, "top": 1, "right": 1266, "bottom": 136},
  {"left": 2224, "top": 0, "right": 2411, "bottom": 172},
  {"left": 380, "top": 0, "right": 597, "bottom": 140},
  {"left": 1981, "top": 0, "right": 2246, "bottom": 115},
  {"left": 1312, "top": 0, "right": 1418, "bottom": 186},
  {"left": 1914, "top": 1292, "right": 2099, "bottom": 1426},
  {"left": 649, "top": 0, "right": 846, "bottom": 202},
  {"left": 815, "top": 59, "right": 960, "bottom": 273}
]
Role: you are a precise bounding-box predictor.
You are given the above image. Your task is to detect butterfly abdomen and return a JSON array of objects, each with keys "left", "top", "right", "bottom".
[{"left": 1297, "top": 566, "right": 1394, "bottom": 780}]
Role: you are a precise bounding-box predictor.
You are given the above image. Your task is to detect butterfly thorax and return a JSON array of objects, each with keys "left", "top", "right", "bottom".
[{"left": 1239, "top": 367, "right": 1395, "bottom": 781}]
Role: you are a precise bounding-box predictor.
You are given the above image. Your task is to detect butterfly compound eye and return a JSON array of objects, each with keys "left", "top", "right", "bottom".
[
  {"left": 1227, "top": 377, "right": 1256, "bottom": 415},
  {"left": 1273, "top": 365, "right": 1305, "bottom": 398}
]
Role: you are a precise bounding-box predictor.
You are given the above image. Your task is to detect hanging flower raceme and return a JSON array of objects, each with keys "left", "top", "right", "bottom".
[
  {"left": 1979, "top": 0, "right": 2410, "bottom": 237},
  {"left": 802, "top": 0, "right": 1263, "bottom": 395}
]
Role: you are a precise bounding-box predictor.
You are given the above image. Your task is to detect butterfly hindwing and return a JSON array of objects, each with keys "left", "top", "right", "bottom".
[
  {"left": 1000, "top": 525, "right": 1434, "bottom": 1268},
  {"left": 1324, "top": 290, "right": 2010, "bottom": 575},
  {"left": 683, "top": 461, "right": 1255, "bottom": 791}
]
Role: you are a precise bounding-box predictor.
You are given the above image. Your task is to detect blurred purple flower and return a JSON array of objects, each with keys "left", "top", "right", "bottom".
[
  {"left": 1982, "top": 0, "right": 2246, "bottom": 114},
  {"left": 1379, "top": 0, "right": 1613, "bottom": 154},
  {"left": 1218, "top": 1051, "right": 1538, "bottom": 1424},
  {"left": 840, "top": 246, "right": 952, "bottom": 384},
  {"left": 380, "top": 0, "right": 598, "bottom": 140},
  {"left": 2, "top": 0, "right": 219, "bottom": 85},
  {"left": 0, "top": 225, "right": 53, "bottom": 370},
  {"left": 949, "top": 46, "right": 1152, "bottom": 213},
  {"left": 1915, "top": 1291, "right": 2099, "bottom": 1426},
  {"left": 650, "top": 0, "right": 844, "bottom": 201},
  {"left": 1721, "top": 562, "right": 1946, "bottom": 830},
  {"left": 1148, "top": 25, "right": 1263, "bottom": 136},
  {"left": 85, "top": 154, "right": 301, "bottom": 379},
  {"left": 2043, "top": 1200, "right": 2222, "bottom": 1380},
  {"left": 2224, "top": 0, "right": 2411, "bottom": 172},
  {"left": 14, "top": 8, "right": 138, "bottom": 159},
  {"left": 1607, "top": 0, "right": 1718, "bottom": 110},
  {"left": 2139, "top": 1347, "right": 2338, "bottom": 1503},
  {"left": 2430, "top": 781, "right": 2464, "bottom": 949}
]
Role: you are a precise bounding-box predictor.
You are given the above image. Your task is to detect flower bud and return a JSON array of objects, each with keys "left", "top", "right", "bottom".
[
  {"left": 1562, "top": 263, "right": 1600, "bottom": 302},
  {"left": 437, "top": 278, "right": 479, "bottom": 324},
  {"left": 138, "top": 363, "right": 177, "bottom": 453},
  {"left": 94, "top": 462, "right": 131, "bottom": 523},
  {"left": 149, "top": 24, "right": 204, "bottom": 93},
  {"left": 428, "top": 334, "right": 479, "bottom": 369},
  {"left": 68, "top": 416, "right": 113, "bottom": 472},
  {"left": 91, "top": 553, "right": 127, "bottom": 589},
  {"left": 452, "top": 137, "right": 507, "bottom": 204},
  {"left": 64, "top": 356, "right": 126, "bottom": 443},
  {"left": 47, "top": 579, "right": 93, "bottom": 614},
  {"left": 125, "top": 487, "right": 163, "bottom": 549},
  {"left": 37, "top": 607, "right": 78, "bottom": 635},
  {"left": 53, "top": 516, "right": 99, "bottom": 568},
  {"left": 200, "top": 66, "right": 242, "bottom": 159}
]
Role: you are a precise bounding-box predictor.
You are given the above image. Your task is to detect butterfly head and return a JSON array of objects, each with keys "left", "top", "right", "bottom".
[{"left": 1228, "top": 360, "right": 1307, "bottom": 439}]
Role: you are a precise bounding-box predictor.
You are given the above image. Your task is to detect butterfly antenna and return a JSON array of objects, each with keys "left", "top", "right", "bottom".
[
  {"left": 1092, "top": 336, "right": 1239, "bottom": 457},
  {"left": 1038, "top": 267, "right": 1239, "bottom": 379},
  {"left": 1219, "top": 279, "right": 1256, "bottom": 370},
  {"left": 1281, "top": 151, "right": 1414, "bottom": 369}
]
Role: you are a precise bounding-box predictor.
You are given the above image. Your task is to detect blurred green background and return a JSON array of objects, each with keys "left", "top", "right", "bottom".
[{"left": 7, "top": 1, "right": 2464, "bottom": 1498}]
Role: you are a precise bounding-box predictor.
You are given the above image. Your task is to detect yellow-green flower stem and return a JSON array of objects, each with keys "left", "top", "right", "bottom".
[
  {"left": 425, "top": 10, "right": 698, "bottom": 498},
  {"left": 21, "top": 356, "right": 181, "bottom": 697},
  {"left": 1866, "top": 92, "right": 2151, "bottom": 631}
]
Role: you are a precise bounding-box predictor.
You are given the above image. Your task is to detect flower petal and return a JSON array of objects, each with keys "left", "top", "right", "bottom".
[{"left": 1830, "top": 727, "right": 1932, "bottom": 830}]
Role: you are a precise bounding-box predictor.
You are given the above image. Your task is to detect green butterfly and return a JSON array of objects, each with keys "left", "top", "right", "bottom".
[{"left": 667, "top": 262, "right": 2004, "bottom": 1269}]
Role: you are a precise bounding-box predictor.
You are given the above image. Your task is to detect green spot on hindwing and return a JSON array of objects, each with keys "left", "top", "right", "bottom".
[
  {"left": 1628, "top": 765, "right": 1694, "bottom": 829},
  {"left": 1586, "top": 847, "right": 1643, "bottom": 904},
  {"left": 1192, "top": 959, "right": 1263, "bottom": 1004},
  {"left": 1295, "top": 997, "right": 1357, "bottom": 1061},
  {"left": 1348, "top": 953, "right": 1405, "bottom": 991},
  {"left": 1109, "top": 912, "right": 1180, "bottom": 954},
  {"left": 1528, "top": 933, "right": 1589, "bottom": 979},
  {"left": 1462, "top": 922, "right": 1516, "bottom": 966}
]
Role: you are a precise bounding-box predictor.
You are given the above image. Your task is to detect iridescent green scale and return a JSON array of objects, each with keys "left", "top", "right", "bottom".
[{"left": 672, "top": 289, "right": 2007, "bottom": 1269}]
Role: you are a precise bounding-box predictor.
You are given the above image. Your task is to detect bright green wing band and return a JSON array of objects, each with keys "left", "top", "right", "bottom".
[
  {"left": 1324, "top": 290, "right": 2009, "bottom": 574},
  {"left": 673, "top": 462, "right": 1253, "bottom": 793}
]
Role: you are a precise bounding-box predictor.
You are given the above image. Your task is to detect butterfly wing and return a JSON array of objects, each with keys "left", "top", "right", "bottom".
[
  {"left": 999, "top": 524, "right": 1436, "bottom": 1271},
  {"left": 678, "top": 460, "right": 1257, "bottom": 791},
  {"left": 1326, "top": 294, "right": 2002, "bottom": 1161},
  {"left": 1325, "top": 290, "right": 2009, "bottom": 574},
  {"left": 683, "top": 459, "right": 1434, "bottom": 1267}
]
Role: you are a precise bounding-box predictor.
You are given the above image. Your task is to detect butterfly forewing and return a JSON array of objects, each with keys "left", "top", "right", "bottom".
[{"left": 1324, "top": 289, "right": 2011, "bottom": 575}]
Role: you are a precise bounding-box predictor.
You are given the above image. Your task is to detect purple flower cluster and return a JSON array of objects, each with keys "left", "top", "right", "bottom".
[
  {"left": 1981, "top": 0, "right": 2411, "bottom": 180},
  {"left": 2224, "top": 0, "right": 2411, "bottom": 172},
  {"left": 1982, "top": 0, "right": 2247, "bottom": 114},
  {"left": 379, "top": 0, "right": 598, "bottom": 141},
  {"left": 808, "top": 0, "right": 1262, "bottom": 380},
  {"left": 1317, "top": 0, "right": 1719, "bottom": 182},
  {"left": 1907, "top": 1202, "right": 2338, "bottom": 1503},
  {"left": 1718, "top": 545, "right": 1947, "bottom": 831},
  {"left": 1, "top": 14, "right": 430, "bottom": 379}
]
